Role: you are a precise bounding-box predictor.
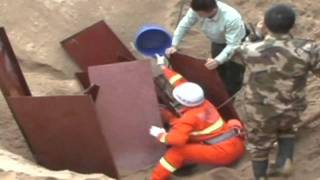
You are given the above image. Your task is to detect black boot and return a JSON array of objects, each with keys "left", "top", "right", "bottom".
[
  {"left": 252, "top": 160, "right": 268, "bottom": 180},
  {"left": 269, "top": 137, "right": 294, "bottom": 177}
]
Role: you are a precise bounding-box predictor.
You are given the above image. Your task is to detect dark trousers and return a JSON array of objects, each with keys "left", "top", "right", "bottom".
[{"left": 211, "top": 43, "right": 245, "bottom": 96}]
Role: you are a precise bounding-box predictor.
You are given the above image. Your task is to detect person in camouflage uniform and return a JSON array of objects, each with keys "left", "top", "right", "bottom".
[{"left": 234, "top": 4, "right": 320, "bottom": 180}]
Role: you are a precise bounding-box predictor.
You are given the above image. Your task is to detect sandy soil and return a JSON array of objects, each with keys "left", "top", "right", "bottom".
[
  {"left": 0, "top": 0, "right": 320, "bottom": 179},
  {"left": 0, "top": 148, "right": 113, "bottom": 180}
]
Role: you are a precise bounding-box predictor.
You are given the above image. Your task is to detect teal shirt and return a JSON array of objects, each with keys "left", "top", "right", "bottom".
[{"left": 172, "top": 1, "right": 246, "bottom": 64}]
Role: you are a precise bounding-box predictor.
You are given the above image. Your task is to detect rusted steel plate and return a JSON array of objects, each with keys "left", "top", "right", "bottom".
[
  {"left": 0, "top": 27, "right": 31, "bottom": 97},
  {"left": 8, "top": 96, "right": 119, "bottom": 179},
  {"left": 75, "top": 72, "right": 90, "bottom": 89},
  {"left": 88, "top": 60, "right": 165, "bottom": 176},
  {"left": 74, "top": 54, "right": 135, "bottom": 89},
  {"left": 169, "top": 53, "right": 239, "bottom": 120},
  {"left": 83, "top": 84, "right": 100, "bottom": 101},
  {"left": 61, "top": 20, "right": 136, "bottom": 71}
]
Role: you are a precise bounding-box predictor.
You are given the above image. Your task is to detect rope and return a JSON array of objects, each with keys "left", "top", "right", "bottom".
[{"left": 217, "top": 89, "right": 241, "bottom": 110}]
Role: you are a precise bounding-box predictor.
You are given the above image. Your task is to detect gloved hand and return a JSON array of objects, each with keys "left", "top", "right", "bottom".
[
  {"left": 155, "top": 53, "right": 166, "bottom": 66},
  {"left": 149, "top": 126, "right": 166, "bottom": 138}
]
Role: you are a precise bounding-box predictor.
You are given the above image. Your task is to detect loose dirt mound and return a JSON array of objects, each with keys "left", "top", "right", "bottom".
[{"left": 0, "top": 148, "right": 113, "bottom": 180}]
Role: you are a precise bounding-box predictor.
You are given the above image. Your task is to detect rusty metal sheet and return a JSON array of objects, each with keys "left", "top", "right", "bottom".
[
  {"left": 74, "top": 54, "right": 135, "bottom": 89},
  {"left": 61, "top": 20, "right": 136, "bottom": 71},
  {"left": 0, "top": 27, "right": 31, "bottom": 97},
  {"left": 88, "top": 60, "right": 165, "bottom": 176},
  {"left": 75, "top": 72, "right": 90, "bottom": 89},
  {"left": 83, "top": 84, "right": 100, "bottom": 101},
  {"left": 8, "top": 96, "right": 119, "bottom": 179},
  {"left": 169, "top": 53, "right": 239, "bottom": 120}
]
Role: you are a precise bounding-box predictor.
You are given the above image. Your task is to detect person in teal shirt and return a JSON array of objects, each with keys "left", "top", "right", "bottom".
[{"left": 166, "top": 0, "right": 247, "bottom": 96}]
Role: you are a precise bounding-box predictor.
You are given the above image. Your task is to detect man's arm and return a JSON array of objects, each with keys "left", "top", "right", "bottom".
[
  {"left": 215, "top": 18, "right": 246, "bottom": 64},
  {"left": 158, "top": 116, "right": 195, "bottom": 146},
  {"left": 171, "top": 8, "right": 199, "bottom": 47},
  {"left": 231, "top": 42, "right": 250, "bottom": 65}
]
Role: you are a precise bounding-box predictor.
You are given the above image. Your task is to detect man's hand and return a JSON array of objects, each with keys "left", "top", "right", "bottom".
[
  {"left": 205, "top": 58, "right": 220, "bottom": 70},
  {"left": 165, "top": 46, "right": 177, "bottom": 57},
  {"left": 149, "top": 126, "right": 166, "bottom": 138}
]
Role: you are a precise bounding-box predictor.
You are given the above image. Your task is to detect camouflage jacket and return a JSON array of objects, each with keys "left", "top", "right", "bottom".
[{"left": 236, "top": 34, "right": 320, "bottom": 111}]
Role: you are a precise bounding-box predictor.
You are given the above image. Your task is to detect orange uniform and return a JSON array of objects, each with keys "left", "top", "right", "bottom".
[
  {"left": 161, "top": 66, "right": 187, "bottom": 87},
  {"left": 151, "top": 68, "right": 245, "bottom": 180}
]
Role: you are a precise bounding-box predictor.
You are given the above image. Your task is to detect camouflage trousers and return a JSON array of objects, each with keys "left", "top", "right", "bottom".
[{"left": 235, "top": 98, "right": 301, "bottom": 160}]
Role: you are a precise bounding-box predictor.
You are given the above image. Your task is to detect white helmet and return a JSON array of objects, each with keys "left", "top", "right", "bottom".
[{"left": 172, "top": 82, "right": 205, "bottom": 107}]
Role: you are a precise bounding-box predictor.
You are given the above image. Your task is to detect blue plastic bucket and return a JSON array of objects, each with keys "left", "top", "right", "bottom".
[{"left": 135, "top": 25, "right": 172, "bottom": 57}]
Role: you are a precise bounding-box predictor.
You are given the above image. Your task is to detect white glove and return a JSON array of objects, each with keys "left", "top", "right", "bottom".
[
  {"left": 149, "top": 126, "right": 166, "bottom": 138},
  {"left": 155, "top": 53, "right": 166, "bottom": 66}
]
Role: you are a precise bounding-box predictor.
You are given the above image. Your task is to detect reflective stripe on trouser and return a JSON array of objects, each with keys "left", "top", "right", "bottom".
[
  {"left": 160, "top": 157, "right": 177, "bottom": 172},
  {"left": 151, "top": 157, "right": 178, "bottom": 180},
  {"left": 151, "top": 137, "right": 245, "bottom": 180}
]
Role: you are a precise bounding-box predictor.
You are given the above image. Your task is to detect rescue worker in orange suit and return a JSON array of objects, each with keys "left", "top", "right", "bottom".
[{"left": 149, "top": 66, "right": 246, "bottom": 180}]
